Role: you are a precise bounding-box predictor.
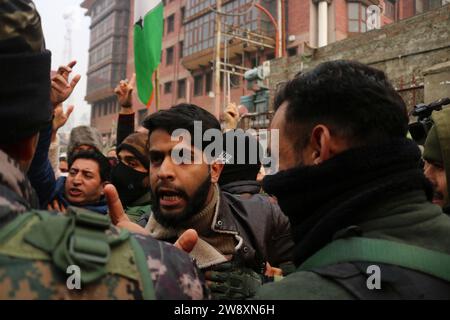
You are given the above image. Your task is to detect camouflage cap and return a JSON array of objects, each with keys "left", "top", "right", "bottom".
[
  {"left": 0, "top": 0, "right": 45, "bottom": 53},
  {"left": 0, "top": 0, "right": 52, "bottom": 144}
]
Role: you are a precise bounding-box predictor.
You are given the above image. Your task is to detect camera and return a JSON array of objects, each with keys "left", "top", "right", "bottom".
[{"left": 408, "top": 97, "right": 450, "bottom": 144}]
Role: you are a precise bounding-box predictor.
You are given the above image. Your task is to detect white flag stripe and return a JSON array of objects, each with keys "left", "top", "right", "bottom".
[{"left": 134, "top": 0, "right": 161, "bottom": 24}]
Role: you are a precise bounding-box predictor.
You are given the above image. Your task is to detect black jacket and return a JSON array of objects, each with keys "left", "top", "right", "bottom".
[
  {"left": 138, "top": 190, "right": 294, "bottom": 270},
  {"left": 216, "top": 191, "right": 293, "bottom": 269}
]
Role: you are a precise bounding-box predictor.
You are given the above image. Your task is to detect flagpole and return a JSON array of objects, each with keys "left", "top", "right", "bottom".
[
  {"left": 214, "top": 0, "right": 222, "bottom": 119},
  {"left": 155, "top": 66, "right": 160, "bottom": 110}
]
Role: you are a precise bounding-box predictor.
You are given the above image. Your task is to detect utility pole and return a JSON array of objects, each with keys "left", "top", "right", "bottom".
[
  {"left": 277, "top": 0, "right": 283, "bottom": 58},
  {"left": 214, "top": 0, "right": 222, "bottom": 119},
  {"left": 62, "top": 11, "right": 75, "bottom": 134}
]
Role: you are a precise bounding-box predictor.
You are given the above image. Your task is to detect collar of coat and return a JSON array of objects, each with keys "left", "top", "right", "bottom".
[{"left": 145, "top": 184, "right": 244, "bottom": 269}]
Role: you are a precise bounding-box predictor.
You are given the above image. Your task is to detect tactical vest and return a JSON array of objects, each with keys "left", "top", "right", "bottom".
[
  {"left": 0, "top": 207, "right": 155, "bottom": 300},
  {"left": 298, "top": 237, "right": 450, "bottom": 299}
]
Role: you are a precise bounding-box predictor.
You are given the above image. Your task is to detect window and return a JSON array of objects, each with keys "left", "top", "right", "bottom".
[
  {"left": 179, "top": 41, "right": 184, "bottom": 58},
  {"left": 348, "top": 2, "right": 367, "bottom": 33},
  {"left": 384, "top": 0, "right": 396, "bottom": 20},
  {"left": 230, "top": 74, "right": 240, "bottom": 88},
  {"left": 194, "top": 75, "right": 203, "bottom": 96},
  {"left": 180, "top": 7, "right": 185, "bottom": 26},
  {"left": 177, "top": 79, "right": 186, "bottom": 99},
  {"left": 166, "top": 46, "right": 174, "bottom": 65},
  {"left": 164, "top": 82, "right": 172, "bottom": 94},
  {"left": 167, "top": 14, "right": 175, "bottom": 33},
  {"left": 138, "top": 109, "right": 148, "bottom": 125},
  {"left": 205, "top": 72, "right": 212, "bottom": 93},
  {"left": 288, "top": 47, "right": 298, "bottom": 57},
  {"left": 266, "top": 53, "right": 275, "bottom": 61}
]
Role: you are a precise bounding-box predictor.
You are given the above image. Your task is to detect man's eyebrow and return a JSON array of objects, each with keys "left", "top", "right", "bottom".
[
  {"left": 122, "top": 155, "right": 138, "bottom": 161},
  {"left": 80, "top": 169, "right": 95, "bottom": 174}
]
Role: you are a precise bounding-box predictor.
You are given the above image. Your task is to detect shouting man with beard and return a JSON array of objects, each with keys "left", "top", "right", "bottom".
[{"left": 115, "top": 103, "right": 293, "bottom": 299}]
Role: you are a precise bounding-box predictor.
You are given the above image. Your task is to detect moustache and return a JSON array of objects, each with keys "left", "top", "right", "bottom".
[{"left": 155, "top": 182, "right": 188, "bottom": 200}]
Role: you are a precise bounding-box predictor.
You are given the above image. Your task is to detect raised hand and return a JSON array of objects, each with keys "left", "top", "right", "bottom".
[
  {"left": 50, "top": 60, "right": 81, "bottom": 107},
  {"left": 105, "top": 184, "right": 149, "bottom": 235},
  {"left": 52, "top": 104, "right": 74, "bottom": 132},
  {"left": 114, "top": 73, "right": 136, "bottom": 109},
  {"left": 222, "top": 103, "right": 240, "bottom": 130}
]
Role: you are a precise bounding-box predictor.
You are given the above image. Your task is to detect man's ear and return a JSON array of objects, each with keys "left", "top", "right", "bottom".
[
  {"left": 0, "top": 134, "right": 40, "bottom": 172},
  {"left": 100, "top": 181, "right": 109, "bottom": 195},
  {"left": 10, "top": 134, "right": 39, "bottom": 162},
  {"left": 210, "top": 162, "right": 224, "bottom": 184},
  {"left": 309, "top": 125, "right": 332, "bottom": 165}
]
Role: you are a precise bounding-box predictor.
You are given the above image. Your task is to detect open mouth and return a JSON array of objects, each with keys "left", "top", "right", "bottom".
[
  {"left": 157, "top": 188, "right": 185, "bottom": 208},
  {"left": 69, "top": 188, "right": 82, "bottom": 197}
]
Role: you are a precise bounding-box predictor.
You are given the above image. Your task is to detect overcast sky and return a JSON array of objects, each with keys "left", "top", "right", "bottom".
[{"left": 34, "top": 0, "right": 91, "bottom": 127}]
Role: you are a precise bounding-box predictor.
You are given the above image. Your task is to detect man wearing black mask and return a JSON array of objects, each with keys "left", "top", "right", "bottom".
[{"left": 111, "top": 132, "right": 152, "bottom": 222}]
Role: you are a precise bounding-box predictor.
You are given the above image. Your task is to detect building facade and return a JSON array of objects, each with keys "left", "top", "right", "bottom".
[
  {"left": 81, "top": 0, "right": 131, "bottom": 144},
  {"left": 83, "top": 0, "right": 448, "bottom": 137}
]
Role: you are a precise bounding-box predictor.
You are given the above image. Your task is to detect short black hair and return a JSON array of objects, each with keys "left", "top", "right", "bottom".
[
  {"left": 274, "top": 60, "right": 408, "bottom": 150},
  {"left": 142, "top": 103, "right": 221, "bottom": 151},
  {"left": 68, "top": 150, "right": 111, "bottom": 182}
]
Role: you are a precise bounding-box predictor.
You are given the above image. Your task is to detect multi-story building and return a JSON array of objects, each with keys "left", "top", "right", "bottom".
[
  {"left": 81, "top": 0, "right": 131, "bottom": 143},
  {"left": 284, "top": 0, "right": 449, "bottom": 56},
  {"left": 84, "top": 0, "right": 448, "bottom": 137}
]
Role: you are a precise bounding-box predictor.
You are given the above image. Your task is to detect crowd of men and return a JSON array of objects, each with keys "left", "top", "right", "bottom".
[{"left": 0, "top": 0, "right": 449, "bottom": 300}]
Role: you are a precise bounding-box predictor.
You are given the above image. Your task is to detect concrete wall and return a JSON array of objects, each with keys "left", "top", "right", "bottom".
[{"left": 268, "top": 4, "right": 450, "bottom": 113}]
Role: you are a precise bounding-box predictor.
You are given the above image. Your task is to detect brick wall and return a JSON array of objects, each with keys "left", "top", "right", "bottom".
[{"left": 269, "top": 4, "right": 450, "bottom": 113}]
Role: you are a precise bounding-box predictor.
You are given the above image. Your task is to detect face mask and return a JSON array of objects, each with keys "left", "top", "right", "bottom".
[{"left": 111, "top": 162, "right": 149, "bottom": 206}]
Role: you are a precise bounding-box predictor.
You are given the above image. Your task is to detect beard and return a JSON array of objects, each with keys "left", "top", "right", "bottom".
[{"left": 151, "top": 174, "right": 212, "bottom": 228}]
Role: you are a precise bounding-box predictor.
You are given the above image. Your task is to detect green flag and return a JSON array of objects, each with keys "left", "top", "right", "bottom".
[{"left": 134, "top": 0, "right": 163, "bottom": 107}]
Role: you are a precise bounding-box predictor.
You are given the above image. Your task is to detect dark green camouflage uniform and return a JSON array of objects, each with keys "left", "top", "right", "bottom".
[
  {"left": 0, "top": 0, "right": 209, "bottom": 300},
  {"left": 0, "top": 150, "right": 209, "bottom": 299}
]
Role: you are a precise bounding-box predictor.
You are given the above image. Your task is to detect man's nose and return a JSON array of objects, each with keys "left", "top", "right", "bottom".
[
  {"left": 72, "top": 173, "right": 83, "bottom": 185},
  {"left": 157, "top": 157, "right": 175, "bottom": 181}
]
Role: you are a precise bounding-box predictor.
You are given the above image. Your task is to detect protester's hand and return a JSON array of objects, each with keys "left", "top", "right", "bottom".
[
  {"left": 222, "top": 103, "right": 240, "bottom": 130},
  {"left": 114, "top": 73, "right": 135, "bottom": 111},
  {"left": 50, "top": 60, "right": 81, "bottom": 107},
  {"left": 105, "top": 184, "right": 149, "bottom": 235},
  {"left": 47, "top": 199, "right": 67, "bottom": 213},
  {"left": 204, "top": 261, "right": 263, "bottom": 300},
  {"left": 52, "top": 104, "right": 74, "bottom": 132},
  {"left": 174, "top": 229, "right": 199, "bottom": 253}
]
